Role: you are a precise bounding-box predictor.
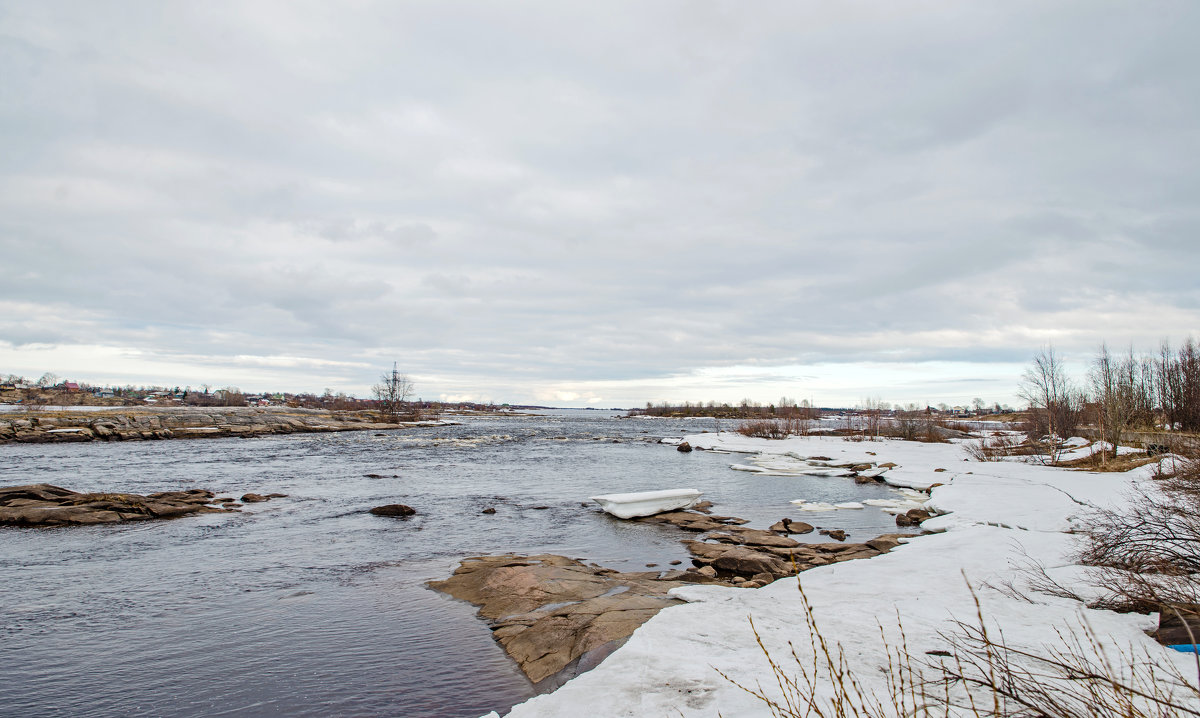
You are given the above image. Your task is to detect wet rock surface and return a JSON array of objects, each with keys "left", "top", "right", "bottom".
[{"left": 0, "top": 483, "right": 235, "bottom": 526}]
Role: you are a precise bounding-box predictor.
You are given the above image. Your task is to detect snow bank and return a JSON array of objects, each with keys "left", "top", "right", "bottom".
[{"left": 494, "top": 433, "right": 1195, "bottom": 717}]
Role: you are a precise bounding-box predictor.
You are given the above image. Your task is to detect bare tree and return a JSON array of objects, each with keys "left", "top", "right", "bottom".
[
  {"left": 1019, "top": 346, "right": 1085, "bottom": 464},
  {"left": 1090, "top": 344, "right": 1153, "bottom": 462},
  {"left": 373, "top": 362, "right": 415, "bottom": 422}
]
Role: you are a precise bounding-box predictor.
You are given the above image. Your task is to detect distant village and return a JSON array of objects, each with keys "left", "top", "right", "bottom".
[{"left": 0, "top": 372, "right": 546, "bottom": 416}]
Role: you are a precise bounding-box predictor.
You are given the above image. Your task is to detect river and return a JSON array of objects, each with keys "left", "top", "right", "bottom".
[{"left": 1, "top": 410, "right": 913, "bottom": 717}]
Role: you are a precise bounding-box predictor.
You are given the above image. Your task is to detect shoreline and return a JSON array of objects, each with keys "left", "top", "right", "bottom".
[
  {"left": 489, "top": 431, "right": 1195, "bottom": 717},
  {"left": 0, "top": 406, "right": 453, "bottom": 444}
]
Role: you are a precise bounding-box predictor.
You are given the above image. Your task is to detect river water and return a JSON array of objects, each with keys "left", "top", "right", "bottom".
[{"left": 1, "top": 410, "right": 913, "bottom": 717}]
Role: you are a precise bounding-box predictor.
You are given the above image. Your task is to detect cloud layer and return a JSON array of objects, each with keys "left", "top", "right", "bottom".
[{"left": 2, "top": 2, "right": 1198, "bottom": 406}]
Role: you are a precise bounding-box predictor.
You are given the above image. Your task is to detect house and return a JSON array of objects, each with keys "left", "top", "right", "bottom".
[
  {"left": 95, "top": 388, "right": 114, "bottom": 398},
  {"left": 62, "top": 382, "right": 80, "bottom": 392}
]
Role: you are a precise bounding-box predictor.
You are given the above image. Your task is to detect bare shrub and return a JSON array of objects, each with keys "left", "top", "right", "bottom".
[
  {"left": 1075, "top": 457, "right": 1200, "bottom": 613},
  {"left": 738, "top": 418, "right": 805, "bottom": 440},
  {"left": 963, "top": 434, "right": 1023, "bottom": 462}
]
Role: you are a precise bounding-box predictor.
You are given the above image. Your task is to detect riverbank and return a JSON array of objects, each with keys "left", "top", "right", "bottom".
[
  {"left": 0, "top": 406, "right": 450, "bottom": 444},
  {"left": 493, "top": 432, "right": 1197, "bottom": 717}
]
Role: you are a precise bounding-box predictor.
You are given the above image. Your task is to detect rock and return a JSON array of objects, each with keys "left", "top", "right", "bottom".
[
  {"left": 695, "top": 565, "right": 717, "bottom": 578},
  {"left": 370, "top": 504, "right": 416, "bottom": 517},
  {"left": 819, "top": 529, "right": 847, "bottom": 541},
  {"left": 934, "top": 468, "right": 947, "bottom": 473},
  {"left": 0, "top": 483, "right": 219, "bottom": 526},
  {"left": 896, "top": 508, "right": 932, "bottom": 527},
  {"left": 768, "top": 518, "right": 815, "bottom": 535},
  {"left": 428, "top": 554, "right": 688, "bottom": 684},
  {"left": 867, "top": 536, "right": 903, "bottom": 552},
  {"left": 711, "top": 527, "right": 800, "bottom": 549},
  {"left": 482, "top": 507, "right": 497, "bottom": 514},
  {"left": 364, "top": 473, "right": 386, "bottom": 479},
  {"left": 879, "top": 462, "right": 898, "bottom": 468},
  {"left": 711, "top": 547, "right": 790, "bottom": 577},
  {"left": 668, "top": 560, "right": 682, "bottom": 565},
  {"left": 677, "top": 442, "right": 693, "bottom": 453},
  {"left": 810, "top": 456, "right": 831, "bottom": 461},
  {"left": 691, "top": 500, "right": 714, "bottom": 514},
  {"left": 751, "top": 572, "right": 776, "bottom": 585},
  {"left": 240, "top": 493, "right": 268, "bottom": 503},
  {"left": 266, "top": 493, "right": 288, "bottom": 499},
  {"left": 851, "top": 464, "right": 873, "bottom": 472},
  {"left": 531, "top": 506, "right": 550, "bottom": 510}
]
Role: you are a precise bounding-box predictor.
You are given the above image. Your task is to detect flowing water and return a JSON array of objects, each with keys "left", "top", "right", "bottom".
[{"left": 1, "top": 410, "right": 914, "bottom": 717}]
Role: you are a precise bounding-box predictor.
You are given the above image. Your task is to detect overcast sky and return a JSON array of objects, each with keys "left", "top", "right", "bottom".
[{"left": 2, "top": 2, "right": 1198, "bottom": 407}]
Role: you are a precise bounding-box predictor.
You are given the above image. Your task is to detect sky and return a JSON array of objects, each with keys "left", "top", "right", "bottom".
[{"left": 2, "top": 2, "right": 1198, "bottom": 408}]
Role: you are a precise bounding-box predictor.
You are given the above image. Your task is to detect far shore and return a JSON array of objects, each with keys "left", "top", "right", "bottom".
[{"left": 0, "top": 406, "right": 456, "bottom": 445}]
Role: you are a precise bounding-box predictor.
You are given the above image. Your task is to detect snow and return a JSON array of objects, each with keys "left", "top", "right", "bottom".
[
  {"left": 590, "top": 489, "right": 703, "bottom": 519},
  {"left": 495, "top": 432, "right": 1196, "bottom": 718}
]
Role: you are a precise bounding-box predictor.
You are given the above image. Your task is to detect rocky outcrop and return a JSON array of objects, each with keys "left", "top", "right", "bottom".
[
  {"left": 0, "top": 484, "right": 234, "bottom": 526},
  {"left": 0, "top": 407, "right": 444, "bottom": 445},
  {"left": 434, "top": 505, "right": 915, "bottom": 687},
  {"left": 428, "top": 555, "right": 706, "bottom": 684}
]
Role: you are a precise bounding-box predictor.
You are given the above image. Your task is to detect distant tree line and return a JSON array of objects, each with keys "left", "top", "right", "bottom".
[
  {"left": 1019, "top": 339, "right": 1200, "bottom": 461},
  {"left": 629, "top": 398, "right": 821, "bottom": 419}
]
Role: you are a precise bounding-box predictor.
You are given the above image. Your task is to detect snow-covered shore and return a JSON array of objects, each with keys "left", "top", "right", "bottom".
[{"left": 491, "top": 432, "right": 1196, "bottom": 717}]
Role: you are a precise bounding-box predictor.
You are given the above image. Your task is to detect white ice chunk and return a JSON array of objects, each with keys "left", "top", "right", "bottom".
[{"left": 590, "top": 489, "right": 702, "bottom": 519}]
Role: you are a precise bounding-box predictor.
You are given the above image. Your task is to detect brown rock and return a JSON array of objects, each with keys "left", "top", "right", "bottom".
[
  {"left": 866, "top": 536, "right": 903, "bottom": 552},
  {"left": 896, "top": 508, "right": 932, "bottom": 527},
  {"left": 768, "top": 518, "right": 815, "bottom": 535},
  {"left": 0, "top": 483, "right": 214, "bottom": 526},
  {"left": 240, "top": 493, "right": 268, "bottom": 503},
  {"left": 428, "top": 554, "right": 687, "bottom": 684},
  {"left": 482, "top": 507, "right": 497, "bottom": 514},
  {"left": 711, "top": 527, "right": 800, "bottom": 549},
  {"left": 677, "top": 441, "right": 693, "bottom": 453},
  {"left": 712, "top": 547, "right": 790, "bottom": 577},
  {"left": 370, "top": 504, "right": 416, "bottom": 517}
]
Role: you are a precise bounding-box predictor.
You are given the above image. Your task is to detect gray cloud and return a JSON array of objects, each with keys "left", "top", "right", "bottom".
[{"left": 1, "top": 1, "right": 1198, "bottom": 405}]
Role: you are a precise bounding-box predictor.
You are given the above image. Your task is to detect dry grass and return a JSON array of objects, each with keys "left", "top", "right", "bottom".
[
  {"left": 720, "top": 580, "right": 1200, "bottom": 718},
  {"left": 1056, "top": 451, "right": 1161, "bottom": 472}
]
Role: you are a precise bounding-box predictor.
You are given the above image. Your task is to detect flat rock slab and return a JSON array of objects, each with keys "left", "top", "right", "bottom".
[
  {"left": 0, "top": 483, "right": 234, "bottom": 526},
  {"left": 428, "top": 554, "right": 703, "bottom": 684}
]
